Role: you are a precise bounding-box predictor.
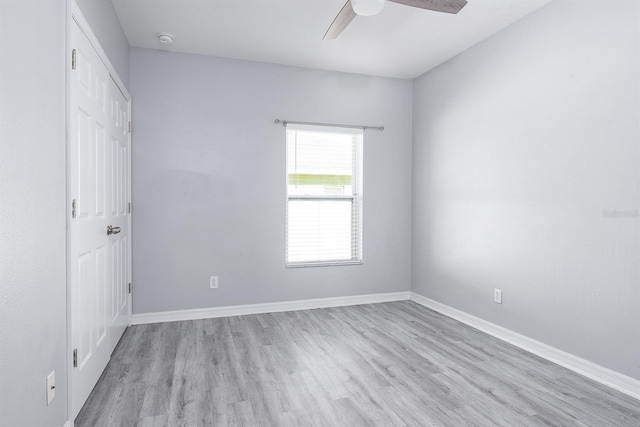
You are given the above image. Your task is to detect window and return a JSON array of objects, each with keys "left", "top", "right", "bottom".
[{"left": 286, "top": 124, "right": 363, "bottom": 267}]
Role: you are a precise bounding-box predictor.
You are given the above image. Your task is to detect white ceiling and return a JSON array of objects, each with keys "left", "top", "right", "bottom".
[{"left": 111, "top": 0, "right": 552, "bottom": 79}]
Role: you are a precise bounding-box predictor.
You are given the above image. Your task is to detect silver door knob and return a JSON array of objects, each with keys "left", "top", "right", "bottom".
[{"left": 107, "top": 225, "right": 121, "bottom": 235}]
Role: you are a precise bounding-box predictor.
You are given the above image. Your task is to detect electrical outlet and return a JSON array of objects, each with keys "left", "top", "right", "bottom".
[
  {"left": 494, "top": 288, "right": 502, "bottom": 304},
  {"left": 46, "top": 371, "right": 55, "bottom": 405},
  {"left": 209, "top": 276, "right": 219, "bottom": 289}
]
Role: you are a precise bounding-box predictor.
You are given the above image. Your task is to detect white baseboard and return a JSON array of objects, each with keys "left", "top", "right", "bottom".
[
  {"left": 130, "top": 289, "right": 639, "bottom": 401},
  {"left": 409, "top": 291, "right": 640, "bottom": 401},
  {"left": 132, "top": 291, "right": 411, "bottom": 325}
]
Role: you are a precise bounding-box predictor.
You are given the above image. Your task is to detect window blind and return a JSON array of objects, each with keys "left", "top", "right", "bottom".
[{"left": 286, "top": 124, "right": 363, "bottom": 267}]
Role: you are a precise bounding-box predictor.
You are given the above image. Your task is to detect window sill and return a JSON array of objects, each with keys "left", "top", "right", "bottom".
[{"left": 286, "top": 260, "right": 363, "bottom": 269}]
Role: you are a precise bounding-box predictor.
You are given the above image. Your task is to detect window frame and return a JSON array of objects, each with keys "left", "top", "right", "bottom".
[{"left": 285, "top": 124, "right": 363, "bottom": 268}]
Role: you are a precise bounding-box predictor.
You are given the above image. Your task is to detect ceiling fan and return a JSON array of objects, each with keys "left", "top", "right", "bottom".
[{"left": 323, "top": 0, "right": 468, "bottom": 40}]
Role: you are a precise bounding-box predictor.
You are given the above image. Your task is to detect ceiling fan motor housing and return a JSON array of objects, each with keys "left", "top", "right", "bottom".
[{"left": 352, "top": 0, "right": 386, "bottom": 16}]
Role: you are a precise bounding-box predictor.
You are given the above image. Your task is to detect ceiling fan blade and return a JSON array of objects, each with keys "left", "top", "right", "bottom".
[
  {"left": 388, "top": 0, "right": 467, "bottom": 14},
  {"left": 323, "top": 0, "right": 357, "bottom": 40}
]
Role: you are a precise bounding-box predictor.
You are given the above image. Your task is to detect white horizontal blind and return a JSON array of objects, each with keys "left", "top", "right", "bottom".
[{"left": 286, "top": 124, "right": 363, "bottom": 266}]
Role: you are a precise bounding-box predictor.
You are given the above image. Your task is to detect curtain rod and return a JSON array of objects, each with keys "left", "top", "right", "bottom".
[{"left": 274, "top": 119, "right": 384, "bottom": 131}]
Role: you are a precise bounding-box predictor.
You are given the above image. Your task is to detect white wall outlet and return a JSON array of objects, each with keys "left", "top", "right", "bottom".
[
  {"left": 494, "top": 288, "right": 502, "bottom": 304},
  {"left": 209, "top": 276, "right": 219, "bottom": 289},
  {"left": 46, "top": 371, "right": 55, "bottom": 405}
]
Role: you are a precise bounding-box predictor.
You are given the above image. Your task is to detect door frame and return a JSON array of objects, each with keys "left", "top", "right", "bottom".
[{"left": 66, "top": 1, "right": 132, "bottom": 424}]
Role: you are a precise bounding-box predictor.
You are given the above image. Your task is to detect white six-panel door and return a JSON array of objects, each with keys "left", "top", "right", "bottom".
[{"left": 69, "top": 15, "right": 131, "bottom": 419}]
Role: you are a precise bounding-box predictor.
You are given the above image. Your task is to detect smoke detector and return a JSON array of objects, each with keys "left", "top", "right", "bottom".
[{"left": 157, "top": 33, "right": 173, "bottom": 45}]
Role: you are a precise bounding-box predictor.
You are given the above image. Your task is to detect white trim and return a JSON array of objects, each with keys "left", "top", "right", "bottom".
[
  {"left": 132, "top": 292, "right": 411, "bottom": 325},
  {"left": 409, "top": 292, "right": 640, "bottom": 401},
  {"left": 131, "top": 289, "right": 640, "bottom": 402},
  {"left": 65, "top": 2, "right": 73, "bottom": 424},
  {"left": 286, "top": 260, "right": 363, "bottom": 268}
]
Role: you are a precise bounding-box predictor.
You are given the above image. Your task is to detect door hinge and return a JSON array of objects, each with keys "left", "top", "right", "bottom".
[
  {"left": 71, "top": 49, "right": 77, "bottom": 70},
  {"left": 128, "top": 283, "right": 132, "bottom": 294},
  {"left": 71, "top": 199, "right": 76, "bottom": 219},
  {"left": 72, "top": 348, "right": 78, "bottom": 368},
  {"left": 128, "top": 121, "right": 131, "bottom": 134},
  {"left": 127, "top": 202, "right": 131, "bottom": 214}
]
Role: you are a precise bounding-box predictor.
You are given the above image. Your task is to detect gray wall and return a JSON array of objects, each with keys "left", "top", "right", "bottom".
[
  {"left": 0, "top": 1, "right": 68, "bottom": 425},
  {"left": 75, "top": 0, "right": 130, "bottom": 88},
  {"left": 130, "top": 48, "right": 413, "bottom": 314},
  {"left": 412, "top": 0, "right": 640, "bottom": 380}
]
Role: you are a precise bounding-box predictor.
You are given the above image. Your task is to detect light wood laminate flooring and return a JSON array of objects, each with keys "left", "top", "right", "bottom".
[{"left": 76, "top": 301, "right": 640, "bottom": 426}]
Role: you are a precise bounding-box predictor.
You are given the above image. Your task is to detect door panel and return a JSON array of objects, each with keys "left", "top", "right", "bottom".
[
  {"left": 76, "top": 109, "right": 91, "bottom": 219},
  {"left": 76, "top": 251, "right": 93, "bottom": 370},
  {"left": 110, "top": 238, "right": 119, "bottom": 323},
  {"left": 95, "top": 246, "right": 107, "bottom": 347},
  {"left": 95, "top": 124, "right": 106, "bottom": 217}
]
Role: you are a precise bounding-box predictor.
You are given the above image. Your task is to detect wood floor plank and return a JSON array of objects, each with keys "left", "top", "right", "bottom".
[{"left": 76, "top": 301, "right": 640, "bottom": 426}]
